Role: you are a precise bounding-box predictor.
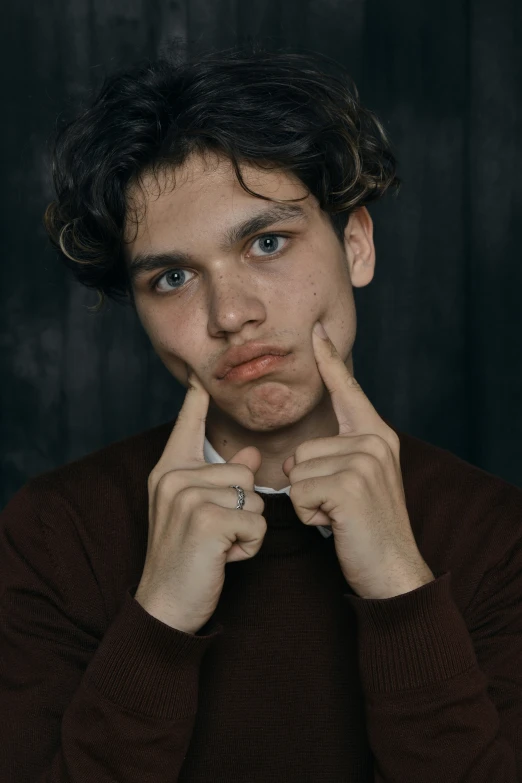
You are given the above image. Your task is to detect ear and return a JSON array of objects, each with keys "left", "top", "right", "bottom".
[{"left": 342, "top": 206, "right": 376, "bottom": 289}]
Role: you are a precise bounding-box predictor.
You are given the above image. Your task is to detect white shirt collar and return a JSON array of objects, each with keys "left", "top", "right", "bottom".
[{"left": 203, "top": 436, "right": 333, "bottom": 538}]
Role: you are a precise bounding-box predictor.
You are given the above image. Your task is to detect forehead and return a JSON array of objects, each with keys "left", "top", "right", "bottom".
[{"left": 124, "top": 151, "right": 316, "bottom": 251}]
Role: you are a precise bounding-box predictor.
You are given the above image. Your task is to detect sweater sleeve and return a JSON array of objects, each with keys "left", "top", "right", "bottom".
[
  {"left": 344, "top": 556, "right": 522, "bottom": 781},
  {"left": 0, "top": 481, "right": 224, "bottom": 783}
]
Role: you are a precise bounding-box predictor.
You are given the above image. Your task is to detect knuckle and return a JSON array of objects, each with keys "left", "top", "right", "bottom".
[
  {"left": 175, "top": 484, "right": 200, "bottom": 513},
  {"left": 355, "top": 453, "right": 377, "bottom": 475},
  {"left": 377, "top": 437, "right": 392, "bottom": 460},
  {"left": 361, "top": 432, "right": 379, "bottom": 450},
  {"left": 289, "top": 483, "right": 300, "bottom": 501},
  {"left": 192, "top": 501, "right": 217, "bottom": 529},
  {"left": 147, "top": 469, "right": 160, "bottom": 490},
  {"left": 235, "top": 464, "right": 255, "bottom": 488},
  {"left": 301, "top": 477, "right": 317, "bottom": 494},
  {"left": 365, "top": 433, "right": 392, "bottom": 460},
  {"left": 343, "top": 469, "right": 366, "bottom": 494},
  {"left": 155, "top": 471, "right": 178, "bottom": 496},
  {"left": 388, "top": 429, "right": 400, "bottom": 450},
  {"left": 294, "top": 443, "right": 307, "bottom": 464},
  {"left": 255, "top": 493, "right": 265, "bottom": 513}
]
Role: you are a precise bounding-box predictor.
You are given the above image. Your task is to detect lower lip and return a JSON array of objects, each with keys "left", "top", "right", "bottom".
[{"left": 221, "top": 354, "right": 289, "bottom": 382}]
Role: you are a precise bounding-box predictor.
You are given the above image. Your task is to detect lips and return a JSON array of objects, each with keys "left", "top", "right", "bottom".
[{"left": 215, "top": 343, "right": 289, "bottom": 379}]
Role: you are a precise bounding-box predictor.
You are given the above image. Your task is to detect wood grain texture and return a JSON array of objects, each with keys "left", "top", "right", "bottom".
[{"left": 1, "top": 0, "right": 521, "bottom": 508}]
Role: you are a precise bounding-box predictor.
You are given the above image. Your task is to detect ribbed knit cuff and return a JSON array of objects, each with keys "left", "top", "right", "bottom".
[
  {"left": 343, "top": 571, "right": 478, "bottom": 693},
  {"left": 85, "top": 590, "right": 224, "bottom": 719}
]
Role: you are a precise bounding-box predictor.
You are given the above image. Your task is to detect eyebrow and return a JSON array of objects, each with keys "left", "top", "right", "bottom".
[{"left": 127, "top": 203, "right": 308, "bottom": 284}]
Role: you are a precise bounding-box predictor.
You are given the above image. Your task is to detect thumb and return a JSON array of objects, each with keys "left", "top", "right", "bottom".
[{"left": 227, "top": 445, "right": 262, "bottom": 480}]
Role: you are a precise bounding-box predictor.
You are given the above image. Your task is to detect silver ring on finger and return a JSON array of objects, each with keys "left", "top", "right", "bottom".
[{"left": 230, "top": 485, "right": 245, "bottom": 510}]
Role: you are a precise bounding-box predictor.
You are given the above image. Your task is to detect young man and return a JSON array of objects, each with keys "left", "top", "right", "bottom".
[{"left": 1, "top": 44, "right": 521, "bottom": 782}]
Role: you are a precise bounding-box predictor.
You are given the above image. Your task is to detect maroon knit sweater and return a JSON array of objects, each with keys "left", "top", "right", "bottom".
[{"left": 1, "top": 416, "right": 521, "bottom": 782}]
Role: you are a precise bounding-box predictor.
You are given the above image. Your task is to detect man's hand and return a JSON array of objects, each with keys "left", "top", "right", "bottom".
[
  {"left": 282, "top": 320, "right": 435, "bottom": 600},
  {"left": 135, "top": 371, "right": 267, "bottom": 633}
]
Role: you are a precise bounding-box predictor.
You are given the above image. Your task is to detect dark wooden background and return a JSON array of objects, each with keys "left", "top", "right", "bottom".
[{"left": 2, "top": 0, "right": 521, "bottom": 509}]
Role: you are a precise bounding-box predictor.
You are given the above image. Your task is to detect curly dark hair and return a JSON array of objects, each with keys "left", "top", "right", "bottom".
[{"left": 44, "top": 40, "right": 401, "bottom": 313}]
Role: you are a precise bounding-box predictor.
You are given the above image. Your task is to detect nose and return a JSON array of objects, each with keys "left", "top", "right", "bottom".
[{"left": 206, "top": 273, "right": 267, "bottom": 335}]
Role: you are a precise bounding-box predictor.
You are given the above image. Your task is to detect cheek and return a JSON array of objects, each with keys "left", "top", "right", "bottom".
[
  {"left": 134, "top": 299, "right": 162, "bottom": 337},
  {"left": 156, "top": 326, "right": 209, "bottom": 384},
  {"left": 302, "top": 267, "right": 354, "bottom": 319},
  {"left": 155, "top": 341, "right": 194, "bottom": 388},
  {"left": 136, "top": 296, "right": 211, "bottom": 382},
  {"left": 331, "top": 305, "right": 357, "bottom": 362},
  {"left": 136, "top": 307, "right": 186, "bottom": 364},
  {"left": 318, "top": 283, "right": 357, "bottom": 359},
  {"left": 281, "top": 271, "right": 327, "bottom": 314}
]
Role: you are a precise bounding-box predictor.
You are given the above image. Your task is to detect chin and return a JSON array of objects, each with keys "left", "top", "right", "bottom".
[{"left": 215, "top": 385, "right": 322, "bottom": 433}]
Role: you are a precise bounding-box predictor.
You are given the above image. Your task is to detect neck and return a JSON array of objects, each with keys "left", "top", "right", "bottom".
[{"left": 205, "top": 391, "right": 339, "bottom": 490}]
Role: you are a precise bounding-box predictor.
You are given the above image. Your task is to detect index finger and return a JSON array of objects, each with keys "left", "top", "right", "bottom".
[{"left": 154, "top": 370, "right": 210, "bottom": 475}]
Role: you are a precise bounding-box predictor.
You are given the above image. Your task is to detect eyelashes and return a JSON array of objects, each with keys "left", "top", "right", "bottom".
[{"left": 151, "top": 233, "right": 291, "bottom": 295}]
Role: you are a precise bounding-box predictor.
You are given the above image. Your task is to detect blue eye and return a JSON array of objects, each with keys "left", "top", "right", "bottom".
[
  {"left": 250, "top": 234, "right": 287, "bottom": 257},
  {"left": 152, "top": 233, "right": 289, "bottom": 294},
  {"left": 154, "top": 268, "right": 194, "bottom": 294}
]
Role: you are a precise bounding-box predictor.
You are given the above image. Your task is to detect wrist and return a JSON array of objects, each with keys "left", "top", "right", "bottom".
[{"left": 134, "top": 586, "right": 194, "bottom": 633}]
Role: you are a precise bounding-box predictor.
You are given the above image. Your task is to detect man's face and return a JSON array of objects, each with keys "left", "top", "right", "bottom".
[{"left": 124, "top": 151, "right": 375, "bottom": 432}]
